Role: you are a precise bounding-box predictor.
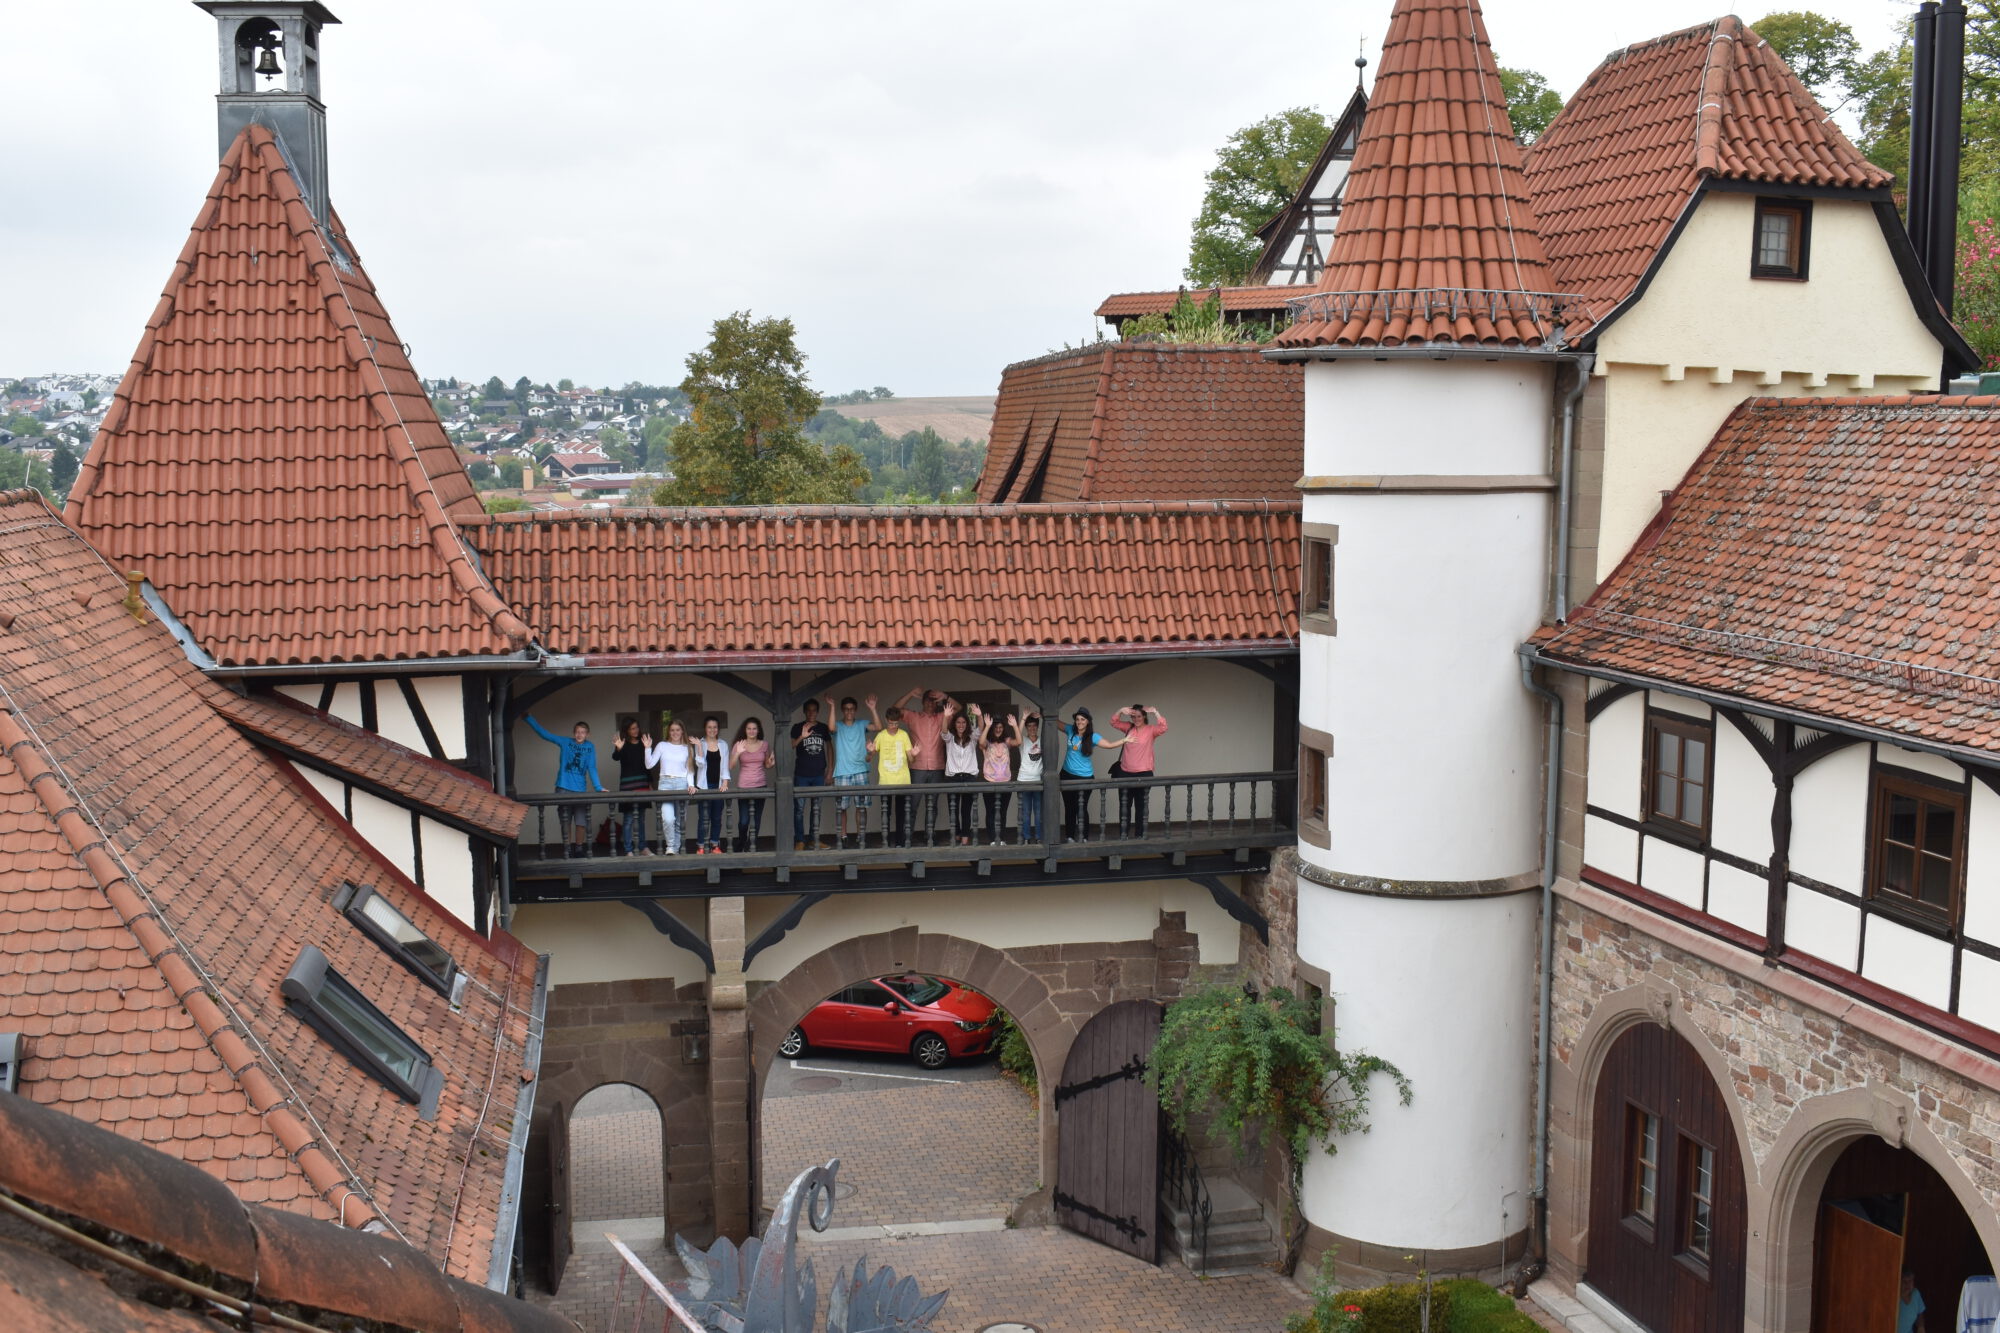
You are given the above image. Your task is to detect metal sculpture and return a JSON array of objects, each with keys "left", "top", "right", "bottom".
[{"left": 670, "top": 1158, "right": 948, "bottom": 1333}]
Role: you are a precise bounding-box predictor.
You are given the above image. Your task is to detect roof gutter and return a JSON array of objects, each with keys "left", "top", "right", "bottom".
[
  {"left": 1554, "top": 354, "right": 1596, "bottom": 622},
  {"left": 1521, "top": 644, "right": 2000, "bottom": 774},
  {"left": 1262, "top": 345, "right": 1581, "bottom": 364},
  {"left": 202, "top": 648, "right": 548, "bottom": 679},
  {"left": 1517, "top": 646, "right": 1564, "bottom": 1278},
  {"left": 486, "top": 949, "right": 549, "bottom": 1291}
]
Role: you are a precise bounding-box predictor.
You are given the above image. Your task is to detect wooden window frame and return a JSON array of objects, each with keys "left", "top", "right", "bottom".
[
  {"left": 1301, "top": 524, "right": 1337, "bottom": 635},
  {"left": 1864, "top": 767, "right": 1967, "bottom": 930},
  {"left": 1625, "top": 1104, "right": 1661, "bottom": 1233},
  {"left": 1751, "top": 198, "right": 1811, "bottom": 280},
  {"left": 1641, "top": 710, "right": 1713, "bottom": 842},
  {"left": 1677, "top": 1135, "right": 1717, "bottom": 1270},
  {"left": 1298, "top": 723, "right": 1333, "bottom": 850}
]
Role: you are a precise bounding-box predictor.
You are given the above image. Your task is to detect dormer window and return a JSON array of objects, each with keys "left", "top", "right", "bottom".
[
  {"left": 282, "top": 946, "right": 443, "bottom": 1116},
  {"left": 1752, "top": 199, "right": 1811, "bottom": 280}
]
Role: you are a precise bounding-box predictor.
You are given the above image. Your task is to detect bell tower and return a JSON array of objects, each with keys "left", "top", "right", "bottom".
[{"left": 194, "top": 2, "right": 341, "bottom": 225}]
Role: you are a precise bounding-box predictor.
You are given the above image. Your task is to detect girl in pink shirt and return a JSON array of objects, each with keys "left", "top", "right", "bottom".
[
  {"left": 974, "top": 706, "right": 1021, "bottom": 845},
  {"left": 731, "top": 719, "right": 770, "bottom": 851}
]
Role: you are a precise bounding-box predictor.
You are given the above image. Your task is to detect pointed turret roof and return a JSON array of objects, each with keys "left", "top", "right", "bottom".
[
  {"left": 1276, "top": 0, "right": 1560, "bottom": 350},
  {"left": 66, "top": 125, "right": 532, "bottom": 667}
]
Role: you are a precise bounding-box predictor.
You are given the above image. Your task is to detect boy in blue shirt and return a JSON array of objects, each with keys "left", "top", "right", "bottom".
[
  {"left": 527, "top": 715, "right": 605, "bottom": 857},
  {"left": 829, "top": 694, "right": 881, "bottom": 843}
]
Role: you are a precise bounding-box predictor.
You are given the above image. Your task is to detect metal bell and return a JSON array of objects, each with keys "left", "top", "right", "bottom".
[{"left": 254, "top": 43, "right": 281, "bottom": 77}]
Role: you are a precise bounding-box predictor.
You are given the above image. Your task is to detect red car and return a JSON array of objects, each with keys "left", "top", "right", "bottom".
[{"left": 778, "top": 974, "right": 997, "bottom": 1070}]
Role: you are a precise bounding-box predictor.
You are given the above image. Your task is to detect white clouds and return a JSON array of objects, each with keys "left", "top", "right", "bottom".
[{"left": 0, "top": 1, "right": 1914, "bottom": 393}]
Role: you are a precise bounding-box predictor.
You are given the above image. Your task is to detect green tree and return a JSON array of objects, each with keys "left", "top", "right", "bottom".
[
  {"left": 871, "top": 386, "right": 894, "bottom": 400},
  {"left": 483, "top": 376, "right": 506, "bottom": 399},
  {"left": 653, "top": 312, "right": 870, "bottom": 506},
  {"left": 557, "top": 377, "right": 575, "bottom": 392},
  {"left": 467, "top": 459, "right": 499, "bottom": 487},
  {"left": 908, "top": 428, "right": 949, "bottom": 497},
  {"left": 640, "top": 415, "right": 674, "bottom": 471},
  {"left": 1499, "top": 66, "right": 1566, "bottom": 144},
  {"left": 81, "top": 388, "right": 100, "bottom": 412},
  {"left": 50, "top": 445, "right": 79, "bottom": 498},
  {"left": 483, "top": 496, "right": 531, "bottom": 514},
  {"left": 497, "top": 457, "right": 525, "bottom": 489},
  {"left": 4, "top": 412, "right": 45, "bottom": 438},
  {"left": 1752, "top": 11, "right": 1862, "bottom": 107},
  {"left": 0, "top": 450, "right": 53, "bottom": 494},
  {"left": 1852, "top": 3, "right": 2000, "bottom": 187},
  {"left": 1186, "top": 106, "right": 1334, "bottom": 286},
  {"left": 597, "top": 424, "right": 636, "bottom": 468}
]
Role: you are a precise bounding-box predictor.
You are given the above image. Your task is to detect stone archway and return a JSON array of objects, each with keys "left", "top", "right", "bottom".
[
  {"left": 1547, "top": 983, "right": 1756, "bottom": 1288},
  {"left": 1760, "top": 1086, "right": 2000, "bottom": 1333},
  {"left": 748, "top": 927, "right": 1076, "bottom": 1208}
]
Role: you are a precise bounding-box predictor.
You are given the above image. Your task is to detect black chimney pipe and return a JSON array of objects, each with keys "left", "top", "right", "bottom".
[
  {"left": 1930, "top": 0, "right": 1967, "bottom": 316},
  {"left": 1909, "top": 1, "right": 1939, "bottom": 279}
]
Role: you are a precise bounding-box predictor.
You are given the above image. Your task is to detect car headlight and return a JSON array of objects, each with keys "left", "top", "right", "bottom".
[{"left": 954, "top": 1019, "right": 981, "bottom": 1031}]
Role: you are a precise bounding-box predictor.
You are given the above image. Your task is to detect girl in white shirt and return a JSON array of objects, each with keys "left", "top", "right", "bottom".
[
  {"left": 1016, "top": 716, "right": 1045, "bottom": 843},
  {"left": 646, "top": 720, "right": 696, "bottom": 854},
  {"left": 944, "top": 711, "right": 980, "bottom": 845}
]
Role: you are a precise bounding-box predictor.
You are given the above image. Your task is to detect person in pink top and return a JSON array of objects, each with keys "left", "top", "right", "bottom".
[
  {"left": 1112, "top": 703, "right": 1169, "bottom": 838},
  {"left": 895, "top": 687, "right": 958, "bottom": 840},
  {"left": 730, "top": 718, "right": 771, "bottom": 852}
]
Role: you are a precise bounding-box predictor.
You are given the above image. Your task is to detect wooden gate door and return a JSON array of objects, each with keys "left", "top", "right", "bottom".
[
  {"left": 1811, "top": 1205, "right": 1903, "bottom": 1333},
  {"left": 1585, "top": 1024, "right": 1747, "bottom": 1333},
  {"left": 547, "top": 1099, "right": 573, "bottom": 1292},
  {"left": 1054, "top": 999, "right": 1162, "bottom": 1264}
]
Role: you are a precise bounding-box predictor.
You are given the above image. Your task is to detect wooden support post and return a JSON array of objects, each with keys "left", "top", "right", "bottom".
[
  {"left": 1039, "top": 663, "right": 1063, "bottom": 851},
  {"left": 1766, "top": 721, "right": 1794, "bottom": 959},
  {"left": 770, "top": 670, "right": 794, "bottom": 868}
]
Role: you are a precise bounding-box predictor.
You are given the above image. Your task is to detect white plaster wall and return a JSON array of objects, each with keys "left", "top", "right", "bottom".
[
  {"left": 1302, "top": 359, "right": 1553, "bottom": 479},
  {"left": 1298, "top": 491, "right": 1546, "bottom": 882},
  {"left": 742, "top": 879, "right": 1239, "bottom": 984},
  {"left": 1710, "top": 723, "right": 1774, "bottom": 866},
  {"left": 510, "top": 901, "right": 707, "bottom": 987},
  {"left": 413, "top": 675, "right": 468, "bottom": 758},
  {"left": 1787, "top": 887, "right": 1862, "bottom": 970},
  {"left": 289, "top": 760, "right": 347, "bottom": 814},
  {"left": 1296, "top": 882, "right": 1535, "bottom": 1249},
  {"left": 349, "top": 788, "right": 416, "bottom": 880},
  {"left": 276, "top": 683, "right": 318, "bottom": 710},
  {"left": 1789, "top": 744, "right": 1870, "bottom": 893},
  {"left": 1875, "top": 742, "right": 1965, "bottom": 785},
  {"left": 1964, "top": 784, "right": 2000, "bottom": 947},
  {"left": 1706, "top": 860, "right": 1768, "bottom": 936},
  {"left": 1860, "top": 916, "right": 1954, "bottom": 1012},
  {"left": 1596, "top": 195, "right": 1942, "bottom": 387},
  {"left": 1640, "top": 835, "right": 1703, "bottom": 909},
  {"left": 1585, "top": 694, "right": 1643, "bottom": 821},
  {"left": 509, "top": 661, "right": 1275, "bottom": 795},
  {"left": 1647, "top": 691, "right": 1710, "bottom": 721},
  {"left": 1584, "top": 815, "right": 1638, "bottom": 883},
  {"left": 327, "top": 681, "right": 363, "bottom": 727},
  {"left": 419, "top": 820, "right": 476, "bottom": 930},
  {"left": 374, "top": 681, "right": 427, "bottom": 755},
  {"left": 1960, "top": 952, "right": 2000, "bottom": 1033}
]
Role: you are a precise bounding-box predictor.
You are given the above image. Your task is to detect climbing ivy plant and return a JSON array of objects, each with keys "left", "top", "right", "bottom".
[{"left": 1146, "top": 985, "right": 1412, "bottom": 1163}]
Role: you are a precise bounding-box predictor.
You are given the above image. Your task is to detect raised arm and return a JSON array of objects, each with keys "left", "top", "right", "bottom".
[
  {"left": 1005, "top": 714, "right": 1022, "bottom": 748},
  {"left": 525, "top": 714, "right": 559, "bottom": 744},
  {"left": 1149, "top": 707, "right": 1168, "bottom": 733},
  {"left": 865, "top": 694, "right": 882, "bottom": 731},
  {"left": 895, "top": 688, "right": 922, "bottom": 711}
]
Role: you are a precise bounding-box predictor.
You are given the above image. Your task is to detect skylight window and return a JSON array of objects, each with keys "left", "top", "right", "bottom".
[
  {"left": 282, "top": 946, "right": 443, "bottom": 1116},
  {"left": 333, "top": 882, "right": 465, "bottom": 1002}
]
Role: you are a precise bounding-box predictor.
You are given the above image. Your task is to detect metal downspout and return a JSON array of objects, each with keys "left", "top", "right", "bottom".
[
  {"left": 1554, "top": 355, "right": 1594, "bottom": 623},
  {"left": 1520, "top": 647, "right": 1563, "bottom": 1275}
]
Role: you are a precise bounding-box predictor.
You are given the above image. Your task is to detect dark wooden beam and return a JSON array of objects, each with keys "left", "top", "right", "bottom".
[
  {"left": 397, "top": 676, "right": 448, "bottom": 760},
  {"left": 625, "top": 901, "right": 716, "bottom": 972},
  {"left": 1583, "top": 682, "right": 1639, "bottom": 723},
  {"left": 505, "top": 676, "right": 575, "bottom": 724},
  {"left": 742, "top": 892, "right": 831, "bottom": 969},
  {"left": 1190, "top": 874, "right": 1269, "bottom": 944}
]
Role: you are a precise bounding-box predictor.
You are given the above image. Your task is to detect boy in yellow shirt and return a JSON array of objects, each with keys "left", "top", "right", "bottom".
[{"left": 870, "top": 707, "right": 915, "bottom": 846}]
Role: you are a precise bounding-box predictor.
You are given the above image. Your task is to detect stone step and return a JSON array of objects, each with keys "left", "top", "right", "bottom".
[
  {"left": 1162, "top": 1174, "right": 1266, "bottom": 1229},
  {"left": 1160, "top": 1176, "right": 1282, "bottom": 1278}
]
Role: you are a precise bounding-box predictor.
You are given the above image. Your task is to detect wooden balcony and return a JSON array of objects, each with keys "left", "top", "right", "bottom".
[{"left": 508, "top": 771, "right": 1295, "bottom": 913}]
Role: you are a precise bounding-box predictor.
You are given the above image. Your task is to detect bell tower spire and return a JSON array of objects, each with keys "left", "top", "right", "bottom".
[{"left": 193, "top": 3, "right": 341, "bottom": 226}]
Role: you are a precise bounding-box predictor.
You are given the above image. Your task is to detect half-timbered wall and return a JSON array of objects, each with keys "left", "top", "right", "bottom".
[
  {"left": 1580, "top": 683, "right": 2000, "bottom": 1043},
  {"left": 274, "top": 672, "right": 469, "bottom": 760},
  {"left": 289, "top": 760, "right": 484, "bottom": 929}
]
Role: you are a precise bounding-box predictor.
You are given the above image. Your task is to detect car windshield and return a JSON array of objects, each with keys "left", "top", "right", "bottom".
[{"left": 878, "top": 974, "right": 950, "bottom": 1007}]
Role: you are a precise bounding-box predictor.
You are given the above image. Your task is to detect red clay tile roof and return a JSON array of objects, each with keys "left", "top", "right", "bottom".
[
  {"left": 1524, "top": 17, "right": 1892, "bottom": 335},
  {"left": 978, "top": 344, "right": 1302, "bottom": 503},
  {"left": 1534, "top": 396, "right": 2000, "bottom": 753},
  {"left": 1093, "top": 286, "right": 1302, "bottom": 320},
  {"left": 461, "top": 502, "right": 1302, "bottom": 662},
  {"left": 0, "top": 490, "right": 543, "bottom": 1283},
  {"left": 1275, "top": 0, "right": 1558, "bottom": 350},
  {"left": 0, "top": 1092, "right": 569, "bottom": 1332},
  {"left": 64, "top": 125, "right": 532, "bottom": 667},
  {"left": 213, "top": 690, "right": 527, "bottom": 841}
]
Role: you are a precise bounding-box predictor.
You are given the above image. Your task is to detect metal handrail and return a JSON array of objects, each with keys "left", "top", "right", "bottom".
[{"left": 1161, "top": 1122, "right": 1214, "bottom": 1274}]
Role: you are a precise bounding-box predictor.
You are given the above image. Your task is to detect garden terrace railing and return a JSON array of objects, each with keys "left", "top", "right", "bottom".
[
  {"left": 513, "top": 769, "right": 1296, "bottom": 875},
  {"left": 1161, "top": 1122, "right": 1213, "bottom": 1274}
]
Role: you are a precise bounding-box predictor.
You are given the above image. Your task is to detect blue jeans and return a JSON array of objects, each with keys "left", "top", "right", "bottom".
[
  {"left": 619, "top": 781, "right": 649, "bottom": 852},
  {"left": 794, "top": 773, "right": 827, "bottom": 839},
  {"left": 698, "top": 794, "right": 724, "bottom": 848},
  {"left": 1020, "top": 791, "right": 1043, "bottom": 842}
]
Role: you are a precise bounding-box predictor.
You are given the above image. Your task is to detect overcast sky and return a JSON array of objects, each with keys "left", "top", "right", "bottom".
[{"left": 2, "top": 1, "right": 1910, "bottom": 396}]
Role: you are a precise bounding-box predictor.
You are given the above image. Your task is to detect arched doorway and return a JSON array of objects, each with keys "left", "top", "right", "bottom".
[
  {"left": 1808, "top": 1137, "right": 1993, "bottom": 1333},
  {"left": 757, "top": 970, "right": 1041, "bottom": 1232},
  {"left": 1586, "top": 1023, "right": 1748, "bottom": 1330},
  {"left": 568, "top": 1083, "right": 667, "bottom": 1256}
]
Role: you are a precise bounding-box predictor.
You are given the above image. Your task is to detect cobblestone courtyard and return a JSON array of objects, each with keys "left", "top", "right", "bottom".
[{"left": 526, "top": 1065, "right": 1314, "bottom": 1331}]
